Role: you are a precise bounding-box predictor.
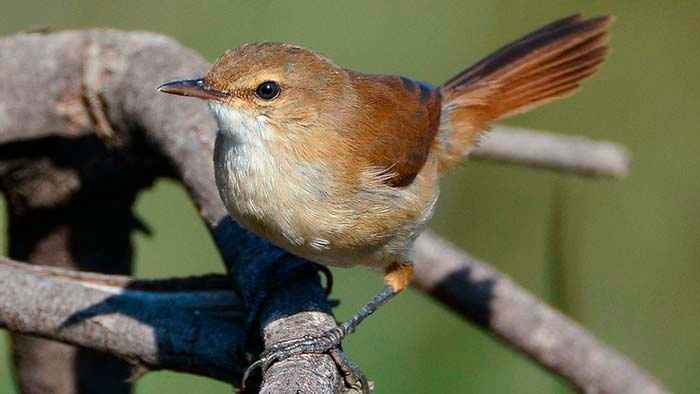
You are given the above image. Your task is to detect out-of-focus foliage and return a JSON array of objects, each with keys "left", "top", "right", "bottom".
[{"left": 1, "top": 1, "right": 698, "bottom": 393}]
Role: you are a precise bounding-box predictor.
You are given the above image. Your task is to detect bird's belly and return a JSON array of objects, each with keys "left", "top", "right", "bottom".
[
  {"left": 214, "top": 149, "right": 372, "bottom": 267},
  {"left": 222, "top": 193, "right": 403, "bottom": 269},
  {"left": 218, "top": 170, "right": 435, "bottom": 269},
  {"left": 214, "top": 131, "right": 439, "bottom": 269}
]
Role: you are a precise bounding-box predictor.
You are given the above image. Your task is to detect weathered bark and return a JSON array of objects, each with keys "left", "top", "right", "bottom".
[
  {"left": 1, "top": 132, "right": 152, "bottom": 393},
  {"left": 0, "top": 29, "right": 667, "bottom": 394},
  {"left": 413, "top": 231, "right": 665, "bottom": 394},
  {"left": 0, "top": 259, "right": 247, "bottom": 382}
]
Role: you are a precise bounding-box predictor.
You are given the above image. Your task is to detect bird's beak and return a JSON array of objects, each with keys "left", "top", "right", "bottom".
[{"left": 157, "top": 78, "right": 228, "bottom": 100}]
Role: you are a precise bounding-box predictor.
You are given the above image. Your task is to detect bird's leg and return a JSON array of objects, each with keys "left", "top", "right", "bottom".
[{"left": 242, "top": 262, "right": 413, "bottom": 392}]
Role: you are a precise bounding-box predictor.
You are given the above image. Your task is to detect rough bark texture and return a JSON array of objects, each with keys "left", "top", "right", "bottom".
[
  {"left": 7, "top": 209, "right": 135, "bottom": 394},
  {"left": 0, "top": 259, "right": 247, "bottom": 382},
  {"left": 0, "top": 117, "right": 152, "bottom": 392},
  {"left": 413, "top": 232, "right": 666, "bottom": 394},
  {"left": 0, "top": 29, "right": 666, "bottom": 394}
]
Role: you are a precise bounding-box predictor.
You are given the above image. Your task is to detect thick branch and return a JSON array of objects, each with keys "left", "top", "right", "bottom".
[
  {"left": 0, "top": 258, "right": 247, "bottom": 382},
  {"left": 0, "top": 29, "right": 663, "bottom": 394},
  {"left": 413, "top": 231, "right": 667, "bottom": 394}
]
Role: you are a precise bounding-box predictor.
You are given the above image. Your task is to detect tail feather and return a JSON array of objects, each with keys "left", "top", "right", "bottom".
[{"left": 436, "top": 14, "right": 614, "bottom": 171}]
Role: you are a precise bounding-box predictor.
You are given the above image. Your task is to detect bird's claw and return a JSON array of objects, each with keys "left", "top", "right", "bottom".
[
  {"left": 242, "top": 327, "right": 370, "bottom": 393},
  {"left": 329, "top": 348, "right": 371, "bottom": 393}
]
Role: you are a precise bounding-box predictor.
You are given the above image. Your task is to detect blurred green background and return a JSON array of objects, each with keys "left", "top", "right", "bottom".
[{"left": 1, "top": 1, "right": 698, "bottom": 393}]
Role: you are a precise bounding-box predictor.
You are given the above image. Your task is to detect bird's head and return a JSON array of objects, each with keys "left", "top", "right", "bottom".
[{"left": 158, "top": 42, "right": 355, "bottom": 143}]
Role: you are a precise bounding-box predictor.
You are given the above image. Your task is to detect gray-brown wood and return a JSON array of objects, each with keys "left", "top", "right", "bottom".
[
  {"left": 0, "top": 84, "right": 147, "bottom": 392},
  {"left": 413, "top": 231, "right": 666, "bottom": 394},
  {"left": 7, "top": 210, "right": 135, "bottom": 394},
  {"left": 0, "top": 259, "right": 247, "bottom": 382},
  {"left": 473, "top": 126, "right": 630, "bottom": 178},
  {"left": 0, "top": 29, "right": 664, "bottom": 394}
]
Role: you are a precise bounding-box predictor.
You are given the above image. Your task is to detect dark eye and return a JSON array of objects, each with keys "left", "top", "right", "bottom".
[{"left": 255, "top": 81, "right": 281, "bottom": 100}]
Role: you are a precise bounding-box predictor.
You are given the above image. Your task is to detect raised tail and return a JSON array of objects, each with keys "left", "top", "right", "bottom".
[{"left": 435, "top": 14, "right": 614, "bottom": 171}]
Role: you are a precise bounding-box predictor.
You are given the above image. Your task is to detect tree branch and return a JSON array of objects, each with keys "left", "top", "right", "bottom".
[
  {"left": 413, "top": 231, "right": 667, "bottom": 394},
  {"left": 473, "top": 126, "right": 630, "bottom": 178},
  {"left": 0, "top": 29, "right": 665, "bottom": 394},
  {"left": 0, "top": 258, "right": 247, "bottom": 382}
]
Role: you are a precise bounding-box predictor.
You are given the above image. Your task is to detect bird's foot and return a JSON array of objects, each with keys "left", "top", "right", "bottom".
[
  {"left": 329, "top": 348, "right": 371, "bottom": 393},
  {"left": 242, "top": 326, "right": 370, "bottom": 393}
]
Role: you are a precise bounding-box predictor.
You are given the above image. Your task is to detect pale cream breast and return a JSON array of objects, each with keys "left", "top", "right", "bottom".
[{"left": 211, "top": 102, "right": 439, "bottom": 269}]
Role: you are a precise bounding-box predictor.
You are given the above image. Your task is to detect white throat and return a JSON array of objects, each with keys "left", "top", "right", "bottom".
[
  {"left": 210, "top": 101, "right": 279, "bottom": 217},
  {"left": 209, "top": 101, "right": 275, "bottom": 146}
]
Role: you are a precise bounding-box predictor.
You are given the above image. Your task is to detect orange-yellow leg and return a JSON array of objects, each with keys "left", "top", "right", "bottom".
[
  {"left": 384, "top": 262, "right": 414, "bottom": 292},
  {"left": 242, "top": 262, "right": 414, "bottom": 393}
]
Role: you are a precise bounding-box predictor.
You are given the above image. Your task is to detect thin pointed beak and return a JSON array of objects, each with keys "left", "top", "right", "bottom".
[{"left": 157, "top": 78, "right": 228, "bottom": 100}]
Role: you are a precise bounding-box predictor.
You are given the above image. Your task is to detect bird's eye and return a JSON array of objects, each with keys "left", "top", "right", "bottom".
[{"left": 255, "top": 81, "right": 281, "bottom": 100}]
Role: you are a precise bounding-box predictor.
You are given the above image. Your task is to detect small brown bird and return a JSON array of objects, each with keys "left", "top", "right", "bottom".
[{"left": 160, "top": 14, "right": 613, "bottom": 387}]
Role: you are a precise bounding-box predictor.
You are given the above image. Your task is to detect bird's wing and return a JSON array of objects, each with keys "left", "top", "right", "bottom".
[{"left": 347, "top": 72, "right": 442, "bottom": 187}]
